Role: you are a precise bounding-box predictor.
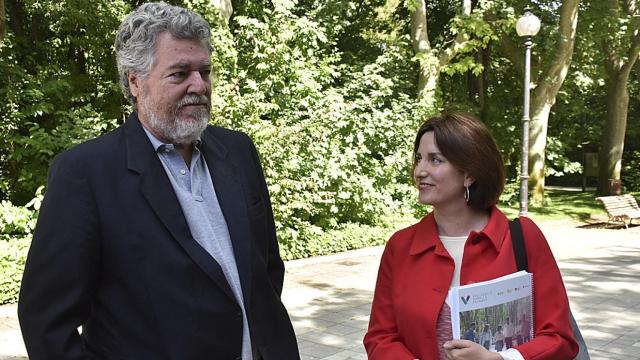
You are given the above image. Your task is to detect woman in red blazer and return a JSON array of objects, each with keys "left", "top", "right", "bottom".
[{"left": 363, "top": 113, "right": 578, "bottom": 360}]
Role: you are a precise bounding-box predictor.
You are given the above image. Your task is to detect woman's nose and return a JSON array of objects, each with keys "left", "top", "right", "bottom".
[{"left": 415, "top": 161, "right": 428, "bottom": 176}]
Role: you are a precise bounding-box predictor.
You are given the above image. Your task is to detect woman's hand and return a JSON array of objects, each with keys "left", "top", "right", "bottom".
[{"left": 443, "top": 340, "right": 502, "bottom": 360}]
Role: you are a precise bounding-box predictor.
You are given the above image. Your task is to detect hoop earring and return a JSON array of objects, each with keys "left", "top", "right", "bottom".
[{"left": 464, "top": 186, "right": 470, "bottom": 203}]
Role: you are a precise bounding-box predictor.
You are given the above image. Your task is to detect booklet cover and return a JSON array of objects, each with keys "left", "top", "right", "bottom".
[{"left": 447, "top": 271, "right": 534, "bottom": 352}]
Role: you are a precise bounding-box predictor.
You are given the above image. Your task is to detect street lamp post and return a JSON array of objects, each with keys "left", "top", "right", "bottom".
[{"left": 516, "top": 9, "right": 541, "bottom": 217}]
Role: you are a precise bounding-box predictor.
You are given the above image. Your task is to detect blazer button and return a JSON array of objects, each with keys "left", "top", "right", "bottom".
[
  {"left": 235, "top": 356, "right": 242, "bottom": 360},
  {"left": 236, "top": 311, "right": 243, "bottom": 320}
]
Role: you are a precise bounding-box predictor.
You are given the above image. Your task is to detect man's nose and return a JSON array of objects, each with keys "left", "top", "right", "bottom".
[{"left": 187, "top": 71, "right": 209, "bottom": 95}]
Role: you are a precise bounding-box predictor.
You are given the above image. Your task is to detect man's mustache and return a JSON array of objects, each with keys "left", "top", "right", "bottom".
[{"left": 178, "top": 95, "right": 210, "bottom": 108}]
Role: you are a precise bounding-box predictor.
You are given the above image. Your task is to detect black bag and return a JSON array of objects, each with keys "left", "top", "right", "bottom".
[{"left": 509, "top": 218, "right": 590, "bottom": 360}]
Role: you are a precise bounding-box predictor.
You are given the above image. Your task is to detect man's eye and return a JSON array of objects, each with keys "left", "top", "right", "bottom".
[
  {"left": 171, "top": 72, "right": 186, "bottom": 78},
  {"left": 415, "top": 153, "right": 422, "bottom": 161}
]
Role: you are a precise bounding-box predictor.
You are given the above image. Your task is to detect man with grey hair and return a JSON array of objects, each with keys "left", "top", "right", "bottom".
[{"left": 18, "top": 2, "right": 299, "bottom": 359}]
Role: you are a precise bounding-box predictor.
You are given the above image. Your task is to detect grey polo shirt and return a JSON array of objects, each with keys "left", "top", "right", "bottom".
[{"left": 143, "top": 127, "right": 252, "bottom": 360}]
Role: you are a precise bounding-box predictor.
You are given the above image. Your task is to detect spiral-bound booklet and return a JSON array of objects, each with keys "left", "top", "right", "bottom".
[{"left": 447, "top": 271, "right": 534, "bottom": 351}]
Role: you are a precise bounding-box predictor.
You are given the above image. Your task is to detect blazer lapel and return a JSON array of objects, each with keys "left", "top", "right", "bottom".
[
  {"left": 123, "top": 114, "right": 236, "bottom": 302},
  {"left": 200, "top": 129, "right": 253, "bottom": 305}
]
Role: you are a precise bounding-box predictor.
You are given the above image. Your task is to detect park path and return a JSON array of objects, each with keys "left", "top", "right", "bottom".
[{"left": 2, "top": 219, "right": 639, "bottom": 359}]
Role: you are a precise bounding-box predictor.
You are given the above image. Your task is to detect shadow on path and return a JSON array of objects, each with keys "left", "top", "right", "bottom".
[{"left": 560, "top": 247, "right": 640, "bottom": 360}]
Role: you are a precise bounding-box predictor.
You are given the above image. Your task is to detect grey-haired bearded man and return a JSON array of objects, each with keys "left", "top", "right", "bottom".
[{"left": 18, "top": 2, "right": 300, "bottom": 359}]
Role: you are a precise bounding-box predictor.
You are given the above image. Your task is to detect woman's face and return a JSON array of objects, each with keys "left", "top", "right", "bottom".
[{"left": 413, "top": 131, "right": 471, "bottom": 208}]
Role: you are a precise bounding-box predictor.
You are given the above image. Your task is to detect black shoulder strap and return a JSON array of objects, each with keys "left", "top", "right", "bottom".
[{"left": 509, "top": 218, "right": 528, "bottom": 272}]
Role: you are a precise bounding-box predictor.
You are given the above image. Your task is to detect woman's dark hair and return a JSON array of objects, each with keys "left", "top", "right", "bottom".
[{"left": 412, "top": 112, "right": 505, "bottom": 211}]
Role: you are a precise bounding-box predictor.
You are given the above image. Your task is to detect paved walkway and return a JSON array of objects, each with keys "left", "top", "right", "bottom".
[{"left": 2, "top": 219, "right": 640, "bottom": 359}]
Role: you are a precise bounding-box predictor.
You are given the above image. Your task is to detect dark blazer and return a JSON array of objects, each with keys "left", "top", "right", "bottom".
[{"left": 18, "top": 113, "right": 300, "bottom": 360}]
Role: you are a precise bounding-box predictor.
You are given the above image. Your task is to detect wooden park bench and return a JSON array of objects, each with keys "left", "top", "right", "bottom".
[{"left": 596, "top": 194, "right": 640, "bottom": 228}]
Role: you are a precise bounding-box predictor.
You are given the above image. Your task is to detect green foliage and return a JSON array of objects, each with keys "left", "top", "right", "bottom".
[
  {"left": 621, "top": 151, "right": 640, "bottom": 192},
  {"left": 279, "top": 221, "right": 393, "bottom": 261},
  {"left": 499, "top": 180, "right": 520, "bottom": 207},
  {"left": 212, "top": 0, "right": 422, "bottom": 251},
  {"left": 0, "top": 235, "right": 30, "bottom": 304},
  {"left": 0, "top": 193, "right": 39, "bottom": 237},
  {"left": 544, "top": 137, "right": 582, "bottom": 177},
  {"left": 0, "top": 194, "right": 40, "bottom": 304},
  {"left": 0, "top": 0, "right": 126, "bottom": 204}
]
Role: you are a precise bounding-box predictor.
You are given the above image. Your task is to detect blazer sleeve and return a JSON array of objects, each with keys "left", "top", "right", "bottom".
[
  {"left": 18, "top": 152, "right": 100, "bottom": 360},
  {"left": 363, "top": 241, "right": 417, "bottom": 360},
  {"left": 246, "top": 134, "right": 284, "bottom": 296},
  {"left": 514, "top": 217, "right": 578, "bottom": 360}
]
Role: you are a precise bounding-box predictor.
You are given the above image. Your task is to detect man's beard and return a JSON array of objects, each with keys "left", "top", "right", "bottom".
[{"left": 142, "top": 94, "right": 210, "bottom": 145}]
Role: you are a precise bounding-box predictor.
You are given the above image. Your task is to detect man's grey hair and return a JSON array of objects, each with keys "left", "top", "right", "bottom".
[{"left": 114, "top": 2, "right": 213, "bottom": 107}]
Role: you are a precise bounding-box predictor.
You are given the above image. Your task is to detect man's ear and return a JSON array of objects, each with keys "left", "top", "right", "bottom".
[{"left": 128, "top": 72, "right": 140, "bottom": 99}]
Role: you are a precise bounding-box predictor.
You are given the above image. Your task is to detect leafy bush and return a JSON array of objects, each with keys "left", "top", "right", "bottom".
[
  {"left": 211, "top": 2, "right": 423, "bottom": 255},
  {"left": 279, "top": 222, "right": 390, "bottom": 260},
  {"left": 0, "top": 235, "right": 30, "bottom": 304},
  {"left": 0, "top": 196, "right": 40, "bottom": 304},
  {"left": 545, "top": 137, "right": 582, "bottom": 177},
  {"left": 621, "top": 150, "right": 640, "bottom": 192},
  {"left": 499, "top": 180, "right": 521, "bottom": 207}
]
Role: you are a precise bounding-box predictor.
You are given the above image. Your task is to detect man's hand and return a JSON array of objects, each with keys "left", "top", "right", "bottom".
[{"left": 443, "top": 340, "right": 503, "bottom": 360}]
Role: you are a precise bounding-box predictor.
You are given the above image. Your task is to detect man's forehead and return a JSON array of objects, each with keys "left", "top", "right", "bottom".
[
  {"left": 155, "top": 33, "right": 210, "bottom": 55},
  {"left": 166, "top": 59, "right": 212, "bottom": 69}
]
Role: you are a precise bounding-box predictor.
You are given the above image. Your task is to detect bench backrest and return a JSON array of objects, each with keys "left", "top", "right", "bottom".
[{"left": 596, "top": 194, "right": 640, "bottom": 217}]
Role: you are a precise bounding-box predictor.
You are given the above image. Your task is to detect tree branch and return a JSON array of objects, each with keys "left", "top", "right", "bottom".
[
  {"left": 620, "top": 17, "right": 640, "bottom": 78},
  {"left": 437, "top": 0, "right": 472, "bottom": 67},
  {"left": 533, "top": 0, "right": 580, "bottom": 98}
]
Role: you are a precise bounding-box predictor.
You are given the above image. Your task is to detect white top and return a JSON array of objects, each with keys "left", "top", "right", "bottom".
[{"left": 440, "top": 235, "right": 466, "bottom": 287}]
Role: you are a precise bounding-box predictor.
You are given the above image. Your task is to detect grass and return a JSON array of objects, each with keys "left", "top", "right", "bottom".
[{"left": 500, "top": 189, "right": 640, "bottom": 224}]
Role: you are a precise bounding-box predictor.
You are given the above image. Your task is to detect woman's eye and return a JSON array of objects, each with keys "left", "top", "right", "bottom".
[{"left": 415, "top": 153, "right": 422, "bottom": 161}]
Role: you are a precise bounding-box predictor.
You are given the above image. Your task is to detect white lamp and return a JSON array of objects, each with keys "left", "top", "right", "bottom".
[
  {"left": 516, "top": 9, "right": 541, "bottom": 38},
  {"left": 516, "top": 9, "right": 540, "bottom": 217}
]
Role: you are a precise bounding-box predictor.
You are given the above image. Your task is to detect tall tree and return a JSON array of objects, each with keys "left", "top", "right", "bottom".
[
  {"left": 499, "top": 0, "right": 580, "bottom": 201},
  {"left": 528, "top": 0, "right": 580, "bottom": 201},
  {"left": 596, "top": 0, "right": 640, "bottom": 195}
]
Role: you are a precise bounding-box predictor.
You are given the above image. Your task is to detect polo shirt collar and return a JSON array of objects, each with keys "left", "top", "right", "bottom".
[{"left": 409, "top": 205, "right": 508, "bottom": 255}]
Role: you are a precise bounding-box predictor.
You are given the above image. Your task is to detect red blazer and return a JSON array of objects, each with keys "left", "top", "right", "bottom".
[{"left": 364, "top": 207, "right": 578, "bottom": 360}]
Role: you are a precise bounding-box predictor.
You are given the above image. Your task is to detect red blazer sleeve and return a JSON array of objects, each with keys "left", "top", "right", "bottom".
[
  {"left": 514, "top": 217, "right": 579, "bottom": 359},
  {"left": 363, "top": 239, "right": 416, "bottom": 360}
]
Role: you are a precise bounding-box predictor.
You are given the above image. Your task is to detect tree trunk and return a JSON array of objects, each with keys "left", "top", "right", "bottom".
[
  {"left": 528, "top": 101, "right": 552, "bottom": 200},
  {"left": 410, "top": 0, "right": 436, "bottom": 106},
  {"left": 0, "top": 0, "right": 5, "bottom": 41},
  {"left": 597, "top": 77, "right": 630, "bottom": 195},
  {"left": 596, "top": 1, "right": 640, "bottom": 195},
  {"left": 527, "top": 0, "right": 580, "bottom": 202}
]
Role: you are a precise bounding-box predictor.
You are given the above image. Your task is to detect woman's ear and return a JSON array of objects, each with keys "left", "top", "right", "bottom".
[{"left": 464, "top": 173, "right": 476, "bottom": 188}]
